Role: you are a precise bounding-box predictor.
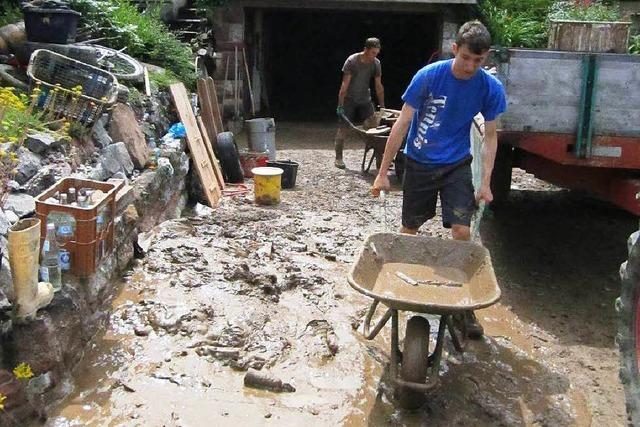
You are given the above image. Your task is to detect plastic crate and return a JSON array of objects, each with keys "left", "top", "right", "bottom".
[
  {"left": 35, "top": 178, "right": 123, "bottom": 277},
  {"left": 27, "top": 49, "right": 119, "bottom": 125}
]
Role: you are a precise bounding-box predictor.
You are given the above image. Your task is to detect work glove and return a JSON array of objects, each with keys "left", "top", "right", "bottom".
[{"left": 336, "top": 105, "right": 345, "bottom": 117}]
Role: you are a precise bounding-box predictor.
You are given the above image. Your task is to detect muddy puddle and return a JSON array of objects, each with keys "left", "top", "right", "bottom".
[{"left": 43, "top": 148, "right": 597, "bottom": 426}]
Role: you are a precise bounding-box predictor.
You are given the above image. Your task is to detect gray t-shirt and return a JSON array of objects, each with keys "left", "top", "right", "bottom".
[{"left": 342, "top": 53, "right": 381, "bottom": 104}]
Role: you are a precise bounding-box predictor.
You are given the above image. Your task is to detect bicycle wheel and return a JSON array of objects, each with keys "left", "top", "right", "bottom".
[{"left": 93, "top": 45, "right": 144, "bottom": 82}]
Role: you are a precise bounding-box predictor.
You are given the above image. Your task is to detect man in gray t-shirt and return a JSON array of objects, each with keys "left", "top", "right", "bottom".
[{"left": 334, "top": 37, "right": 385, "bottom": 169}]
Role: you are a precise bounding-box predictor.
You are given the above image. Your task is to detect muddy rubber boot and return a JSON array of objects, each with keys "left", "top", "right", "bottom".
[
  {"left": 334, "top": 139, "right": 346, "bottom": 169},
  {"left": 8, "top": 218, "right": 54, "bottom": 320},
  {"left": 465, "top": 311, "right": 484, "bottom": 340}
]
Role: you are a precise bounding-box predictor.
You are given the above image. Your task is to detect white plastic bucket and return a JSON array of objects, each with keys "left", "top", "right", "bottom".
[{"left": 245, "top": 118, "right": 276, "bottom": 161}]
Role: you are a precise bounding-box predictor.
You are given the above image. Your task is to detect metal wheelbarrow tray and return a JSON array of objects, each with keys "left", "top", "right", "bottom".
[{"left": 347, "top": 233, "right": 501, "bottom": 409}]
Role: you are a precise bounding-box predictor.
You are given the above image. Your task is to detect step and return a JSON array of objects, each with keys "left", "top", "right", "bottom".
[{"left": 175, "top": 18, "right": 207, "bottom": 24}]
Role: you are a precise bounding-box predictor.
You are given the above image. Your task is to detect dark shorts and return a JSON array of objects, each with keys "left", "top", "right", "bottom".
[
  {"left": 402, "top": 156, "right": 476, "bottom": 229},
  {"left": 341, "top": 100, "right": 374, "bottom": 125}
]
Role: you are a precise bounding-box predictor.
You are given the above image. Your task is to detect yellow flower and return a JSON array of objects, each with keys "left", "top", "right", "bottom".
[
  {"left": 13, "top": 362, "right": 34, "bottom": 380},
  {"left": 0, "top": 392, "right": 5, "bottom": 411}
]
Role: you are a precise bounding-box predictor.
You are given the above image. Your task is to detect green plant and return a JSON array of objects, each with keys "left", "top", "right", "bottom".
[
  {"left": 149, "top": 70, "right": 180, "bottom": 89},
  {"left": 0, "top": 1, "right": 22, "bottom": 28},
  {"left": 630, "top": 34, "right": 640, "bottom": 54},
  {"left": 549, "top": 1, "right": 620, "bottom": 21},
  {"left": 69, "top": 0, "right": 195, "bottom": 87},
  {"left": 480, "top": 0, "right": 552, "bottom": 48}
]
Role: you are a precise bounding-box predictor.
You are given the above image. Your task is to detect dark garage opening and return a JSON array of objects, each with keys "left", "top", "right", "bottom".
[{"left": 261, "top": 8, "right": 441, "bottom": 121}]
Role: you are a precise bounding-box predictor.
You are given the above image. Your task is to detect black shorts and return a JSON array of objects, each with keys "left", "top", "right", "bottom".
[
  {"left": 341, "top": 100, "right": 374, "bottom": 125},
  {"left": 402, "top": 156, "right": 476, "bottom": 229}
]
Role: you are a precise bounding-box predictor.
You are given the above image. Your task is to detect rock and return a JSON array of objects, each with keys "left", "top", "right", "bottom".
[
  {"left": 109, "top": 103, "right": 149, "bottom": 169},
  {"left": 21, "top": 165, "right": 56, "bottom": 197},
  {"left": 24, "top": 132, "right": 60, "bottom": 154},
  {"left": 4, "top": 210, "right": 18, "bottom": 224},
  {"left": 27, "top": 372, "right": 54, "bottom": 396},
  {"left": 0, "top": 210, "right": 11, "bottom": 236},
  {"left": 89, "top": 163, "right": 109, "bottom": 181},
  {"left": 194, "top": 203, "right": 214, "bottom": 217},
  {"left": 15, "top": 148, "right": 42, "bottom": 185},
  {"left": 3, "top": 193, "right": 35, "bottom": 218},
  {"left": 91, "top": 115, "right": 112, "bottom": 149},
  {"left": 0, "top": 23, "right": 26, "bottom": 50},
  {"left": 101, "top": 142, "right": 134, "bottom": 177}
]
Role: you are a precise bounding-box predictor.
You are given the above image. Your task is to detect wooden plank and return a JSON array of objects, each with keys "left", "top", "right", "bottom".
[
  {"left": 169, "top": 83, "right": 221, "bottom": 207},
  {"left": 206, "top": 77, "right": 225, "bottom": 133},
  {"left": 197, "top": 115, "right": 226, "bottom": 191},
  {"left": 196, "top": 78, "right": 218, "bottom": 144}
]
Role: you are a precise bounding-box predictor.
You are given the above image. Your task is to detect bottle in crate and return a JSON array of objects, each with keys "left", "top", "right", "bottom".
[
  {"left": 47, "top": 211, "right": 75, "bottom": 272},
  {"left": 40, "top": 223, "right": 61, "bottom": 292}
]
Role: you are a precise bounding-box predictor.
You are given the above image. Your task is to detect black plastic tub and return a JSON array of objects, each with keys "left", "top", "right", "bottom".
[
  {"left": 23, "top": 8, "right": 81, "bottom": 44},
  {"left": 266, "top": 160, "right": 299, "bottom": 189}
]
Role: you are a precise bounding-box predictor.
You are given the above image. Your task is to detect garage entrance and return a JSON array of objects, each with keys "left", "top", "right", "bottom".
[{"left": 259, "top": 8, "right": 441, "bottom": 120}]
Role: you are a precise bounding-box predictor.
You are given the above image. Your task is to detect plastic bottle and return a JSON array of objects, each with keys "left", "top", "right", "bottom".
[{"left": 40, "top": 223, "right": 61, "bottom": 291}]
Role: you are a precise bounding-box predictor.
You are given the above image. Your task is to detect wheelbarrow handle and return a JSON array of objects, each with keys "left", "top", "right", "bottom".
[{"left": 363, "top": 299, "right": 393, "bottom": 340}]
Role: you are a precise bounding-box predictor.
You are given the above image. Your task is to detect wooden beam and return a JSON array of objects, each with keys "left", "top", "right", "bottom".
[
  {"left": 197, "top": 115, "right": 226, "bottom": 190},
  {"left": 206, "top": 77, "right": 225, "bottom": 132},
  {"left": 197, "top": 78, "right": 218, "bottom": 144},
  {"left": 169, "top": 82, "right": 222, "bottom": 207}
]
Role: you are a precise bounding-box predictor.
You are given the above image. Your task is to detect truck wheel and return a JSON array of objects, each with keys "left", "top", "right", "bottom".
[
  {"left": 617, "top": 227, "right": 640, "bottom": 426},
  {"left": 215, "top": 132, "right": 244, "bottom": 184},
  {"left": 398, "top": 316, "right": 430, "bottom": 410},
  {"left": 490, "top": 144, "right": 513, "bottom": 205}
]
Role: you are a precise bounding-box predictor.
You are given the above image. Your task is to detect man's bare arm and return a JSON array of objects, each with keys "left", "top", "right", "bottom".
[
  {"left": 378, "top": 103, "right": 414, "bottom": 175},
  {"left": 338, "top": 73, "right": 352, "bottom": 107},
  {"left": 374, "top": 75, "right": 385, "bottom": 108}
]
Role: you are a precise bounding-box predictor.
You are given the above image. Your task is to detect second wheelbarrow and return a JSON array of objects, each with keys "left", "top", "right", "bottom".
[{"left": 348, "top": 232, "right": 501, "bottom": 409}]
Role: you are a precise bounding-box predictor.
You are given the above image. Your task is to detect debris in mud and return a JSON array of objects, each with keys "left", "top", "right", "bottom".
[{"left": 243, "top": 369, "right": 296, "bottom": 393}]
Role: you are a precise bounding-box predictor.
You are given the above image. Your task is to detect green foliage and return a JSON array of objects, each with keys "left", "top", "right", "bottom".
[
  {"left": 149, "top": 70, "right": 180, "bottom": 89},
  {"left": 630, "top": 35, "right": 640, "bottom": 54},
  {"left": 480, "top": 0, "right": 553, "bottom": 48},
  {"left": 549, "top": 1, "right": 620, "bottom": 22},
  {"left": 69, "top": 0, "right": 195, "bottom": 87},
  {"left": 0, "top": 1, "right": 22, "bottom": 28}
]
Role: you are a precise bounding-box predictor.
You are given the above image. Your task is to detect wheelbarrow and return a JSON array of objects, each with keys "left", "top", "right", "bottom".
[
  {"left": 339, "top": 113, "right": 390, "bottom": 174},
  {"left": 347, "top": 232, "right": 501, "bottom": 409}
]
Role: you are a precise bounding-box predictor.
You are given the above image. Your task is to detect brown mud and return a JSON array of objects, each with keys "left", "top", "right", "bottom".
[{"left": 43, "top": 122, "right": 635, "bottom": 426}]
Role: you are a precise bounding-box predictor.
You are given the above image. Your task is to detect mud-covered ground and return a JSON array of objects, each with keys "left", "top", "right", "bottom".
[{"left": 45, "top": 123, "right": 637, "bottom": 426}]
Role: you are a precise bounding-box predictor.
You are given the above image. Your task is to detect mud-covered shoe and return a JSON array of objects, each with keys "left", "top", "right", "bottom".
[
  {"left": 334, "top": 158, "right": 346, "bottom": 169},
  {"left": 465, "top": 311, "right": 484, "bottom": 339}
]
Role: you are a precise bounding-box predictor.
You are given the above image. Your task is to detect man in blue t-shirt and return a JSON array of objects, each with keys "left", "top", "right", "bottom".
[{"left": 372, "top": 20, "right": 507, "bottom": 339}]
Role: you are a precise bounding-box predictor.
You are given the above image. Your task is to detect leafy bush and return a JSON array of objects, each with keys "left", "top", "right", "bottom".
[
  {"left": 69, "top": 0, "right": 195, "bottom": 87},
  {"left": 630, "top": 34, "right": 640, "bottom": 54},
  {"left": 0, "top": 1, "right": 22, "bottom": 28},
  {"left": 549, "top": 1, "right": 620, "bottom": 22},
  {"left": 480, "top": 0, "right": 553, "bottom": 48}
]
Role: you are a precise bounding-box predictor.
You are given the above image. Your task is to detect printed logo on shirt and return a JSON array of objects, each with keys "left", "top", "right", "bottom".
[{"left": 413, "top": 93, "right": 447, "bottom": 150}]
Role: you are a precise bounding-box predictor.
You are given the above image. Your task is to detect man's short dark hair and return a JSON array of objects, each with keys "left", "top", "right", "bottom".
[
  {"left": 365, "top": 38, "right": 381, "bottom": 50},
  {"left": 455, "top": 20, "right": 491, "bottom": 54}
]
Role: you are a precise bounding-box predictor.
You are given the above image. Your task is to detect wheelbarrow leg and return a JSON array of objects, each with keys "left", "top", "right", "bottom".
[
  {"left": 446, "top": 314, "right": 467, "bottom": 352},
  {"left": 390, "top": 309, "right": 399, "bottom": 381},
  {"left": 428, "top": 315, "right": 448, "bottom": 373}
]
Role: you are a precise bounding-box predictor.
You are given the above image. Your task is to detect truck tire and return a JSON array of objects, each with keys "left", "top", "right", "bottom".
[
  {"left": 490, "top": 143, "right": 513, "bottom": 205},
  {"left": 617, "top": 227, "right": 640, "bottom": 426},
  {"left": 215, "top": 132, "right": 244, "bottom": 184}
]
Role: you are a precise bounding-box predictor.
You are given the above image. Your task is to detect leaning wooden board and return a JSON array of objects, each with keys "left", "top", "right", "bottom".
[
  {"left": 170, "top": 83, "right": 222, "bottom": 207},
  {"left": 197, "top": 115, "right": 226, "bottom": 190},
  {"left": 197, "top": 78, "right": 218, "bottom": 144}
]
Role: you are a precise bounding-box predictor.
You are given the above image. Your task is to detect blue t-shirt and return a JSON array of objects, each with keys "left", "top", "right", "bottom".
[{"left": 401, "top": 59, "right": 507, "bottom": 165}]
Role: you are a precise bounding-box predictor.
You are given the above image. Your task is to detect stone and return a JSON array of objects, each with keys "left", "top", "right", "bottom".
[
  {"left": 109, "top": 103, "right": 149, "bottom": 169},
  {"left": 21, "top": 165, "right": 56, "bottom": 197},
  {"left": 0, "top": 210, "right": 11, "bottom": 236},
  {"left": 3, "top": 193, "right": 35, "bottom": 218},
  {"left": 91, "top": 115, "right": 112, "bottom": 149},
  {"left": 15, "top": 148, "right": 42, "bottom": 185},
  {"left": 24, "top": 132, "right": 60, "bottom": 154},
  {"left": 89, "top": 163, "right": 109, "bottom": 181},
  {"left": 195, "top": 203, "right": 214, "bottom": 217},
  {"left": 101, "top": 142, "right": 134, "bottom": 177},
  {"left": 114, "top": 184, "right": 135, "bottom": 215},
  {"left": 27, "top": 372, "right": 54, "bottom": 396},
  {"left": 4, "top": 210, "right": 18, "bottom": 224}
]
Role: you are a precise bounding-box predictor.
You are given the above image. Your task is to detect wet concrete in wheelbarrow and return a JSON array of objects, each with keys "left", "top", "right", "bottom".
[{"left": 44, "top": 128, "right": 632, "bottom": 426}]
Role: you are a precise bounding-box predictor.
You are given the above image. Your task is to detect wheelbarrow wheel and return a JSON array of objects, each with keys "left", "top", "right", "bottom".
[{"left": 398, "top": 316, "right": 430, "bottom": 410}]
